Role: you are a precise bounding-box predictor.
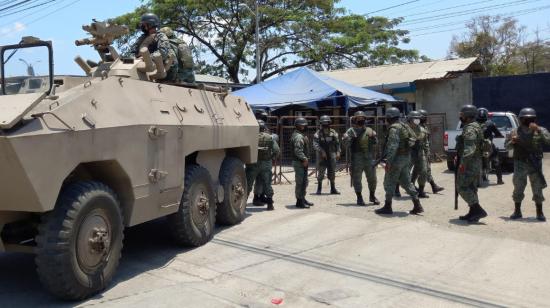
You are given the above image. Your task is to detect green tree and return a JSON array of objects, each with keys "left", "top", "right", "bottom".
[
  {"left": 518, "top": 31, "right": 550, "bottom": 74},
  {"left": 449, "top": 15, "right": 524, "bottom": 76},
  {"left": 114, "top": 0, "right": 418, "bottom": 83}
]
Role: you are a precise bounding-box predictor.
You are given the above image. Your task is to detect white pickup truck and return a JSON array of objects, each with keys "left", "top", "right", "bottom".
[{"left": 444, "top": 111, "right": 519, "bottom": 170}]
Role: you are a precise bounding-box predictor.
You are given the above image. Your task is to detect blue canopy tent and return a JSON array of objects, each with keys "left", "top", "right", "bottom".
[{"left": 233, "top": 67, "right": 400, "bottom": 114}]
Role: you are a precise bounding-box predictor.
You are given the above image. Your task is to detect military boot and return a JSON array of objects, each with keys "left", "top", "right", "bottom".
[
  {"left": 296, "top": 199, "right": 309, "bottom": 209},
  {"left": 467, "top": 203, "right": 488, "bottom": 223},
  {"left": 253, "top": 194, "right": 265, "bottom": 206},
  {"left": 536, "top": 203, "right": 546, "bottom": 222},
  {"left": 316, "top": 181, "right": 323, "bottom": 195},
  {"left": 417, "top": 185, "right": 429, "bottom": 199},
  {"left": 509, "top": 202, "right": 522, "bottom": 220},
  {"left": 496, "top": 171, "right": 504, "bottom": 185},
  {"left": 369, "top": 191, "right": 380, "bottom": 205},
  {"left": 356, "top": 192, "right": 366, "bottom": 206},
  {"left": 304, "top": 199, "right": 314, "bottom": 206},
  {"left": 394, "top": 185, "right": 401, "bottom": 197},
  {"left": 375, "top": 200, "right": 393, "bottom": 215},
  {"left": 266, "top": 198, "right": 274, "bottom": 211},
  {"left": 429, "top": 180, "right": 444, "bottom": 193},
  {"left": 330, "top": 181, "right": 340, "bottom": 195},
  {"left": 459, "top": 206, "right": 474, "bottom": 221},
  {"left": 410, "top": 198, "right": 424, "bottom": 215}
]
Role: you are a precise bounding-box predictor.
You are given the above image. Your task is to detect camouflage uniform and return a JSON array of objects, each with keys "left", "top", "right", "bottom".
[
  {"left": 313, "top": 127, "right": 341, "bottom": 194},
  {"left": 506, "top": 119, "right": 550, "bottom": 221},
  {"left": 246, "top": 131, "right": 280, "bottom": 209},
  {"left": 343, "top": 126, "right": 378, "bottom": 203},
  {"left": 383, "top": 122, "right": 419, "bottom": 200},
  {"left": 160, "top": 27, "right": 196, "bottom": 83},
  {"left": 410, "top": 123, "right": 429, "bottom": 193},
  {"left": 290, "top": 129, "right": 310, "bottom": 204},
  {"left": 134, "top": 32, "right": 178, "bottom": 82},
  {"left": 456, "top": 121, "right": 484, "bottom": 205}
]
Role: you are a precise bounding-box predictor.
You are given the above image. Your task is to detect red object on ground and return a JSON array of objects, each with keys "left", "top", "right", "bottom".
[{"left": 271, "top": 298, "right": 284, "bottom": 305}]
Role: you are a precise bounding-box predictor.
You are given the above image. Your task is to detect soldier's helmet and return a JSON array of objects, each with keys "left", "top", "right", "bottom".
[
  {"left": 418, "top": 109, "right": 428, "bottom": 119},
  {"left": 140, "top": 13, "right": 161, "bottom": 29},
  {"left": 159, "top": 26, "right": 175, "bottom": 38},
  {"left": 385, "top": 107, "right": 400, "bottom": 119},
  {"left": 460, "top": 104, "right": 478, "bottom": 119},
  {"left": 258, "top": 120, "right": 267, "bottom": 131},
  {"left": 320, "top": 115, "right": 331, "bottom": 125},
  {"left": 519, "top": 107, "right": 537, "bottom": 118},
  {"left": 354, "top": 111, "right": 367, "bottom": 119},
  {"left": 295, "top": 117, "right": 308, "bottom": 127},
  {"left": 408, "top": 110, "right": 422, "bottom": 121},
  {"left": 477, "top": 107, "right": 489, "bottom": 122},
  {"left": 255, "top": 110, "right": 268, "bottom": 121}
]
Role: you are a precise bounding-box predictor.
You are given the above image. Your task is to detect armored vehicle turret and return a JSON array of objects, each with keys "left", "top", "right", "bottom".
[{"left": 0, "top": 20, "right": 257, "bottom": 300}]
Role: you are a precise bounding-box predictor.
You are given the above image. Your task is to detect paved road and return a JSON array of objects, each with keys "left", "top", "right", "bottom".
[{"left": 1, "top": 160, "right": 550, "bottom": 307}]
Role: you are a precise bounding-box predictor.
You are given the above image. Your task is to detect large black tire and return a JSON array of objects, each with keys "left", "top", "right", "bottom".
[
  {"left": 168, "top": 165, "right": 216, "bottom": 247},
  {"left": 216, "top": 157, "right": 247, "bottom": 226},
  {"left": 35, "top": 181, "right": 124, "bottom": 300}
]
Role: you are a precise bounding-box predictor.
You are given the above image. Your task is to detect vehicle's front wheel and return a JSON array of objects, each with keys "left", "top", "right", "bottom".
[
  {"left": 168, "top": 165, "right": 216, "bottom": 247},
  {"left": 35, "top": 181, "right": 124, "bottom": 300}
]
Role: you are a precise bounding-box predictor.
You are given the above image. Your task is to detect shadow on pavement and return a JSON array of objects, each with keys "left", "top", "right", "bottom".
[
  {"left": 499, "top": 216, "right": 545, "bottom": 223},
  {"left": 448, "top": 218, "right": 487, "bottom": 226}
]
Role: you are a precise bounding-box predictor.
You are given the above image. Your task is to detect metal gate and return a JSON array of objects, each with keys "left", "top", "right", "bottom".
[{"left": 426, "top": 113, "right": 446, "bottom": 160}]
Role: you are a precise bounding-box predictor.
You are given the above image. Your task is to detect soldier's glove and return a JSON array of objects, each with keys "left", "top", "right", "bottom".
[
  {"left": 384, "top": 161, "right": 390, "bottom": 172},
  {"left": 336, "top": 153, "right": 341, "bottom": 160},
  {"left": 321, "top": 152, "right": 327, "bottom": 160},
  {"left": 459, "top": 164, "right": 466, "bottom": 174}
]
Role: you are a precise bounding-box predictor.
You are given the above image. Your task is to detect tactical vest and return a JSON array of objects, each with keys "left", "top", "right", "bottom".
[
  {"left": 395, "top": 122, "right": 416, "bottom": 154},
  {"left": 318, "top": 129, "right": 339, "bottom": 153},
  {"left": 514, "top": 128, "right": 543, "bottom": 160},
  {"left": 351, "top": 127, "right": 373, "bottom": 153},
  {"left": 257, "top": 132, "right": 273, "bottom": 161},
  {"left": 168, "top": 38, "right": 194, "bottom": 70}
]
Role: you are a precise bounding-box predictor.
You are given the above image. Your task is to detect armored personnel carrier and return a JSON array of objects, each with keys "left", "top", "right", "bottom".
[{"left": 0, "top": 21, "right": 257, "bottom": 300}]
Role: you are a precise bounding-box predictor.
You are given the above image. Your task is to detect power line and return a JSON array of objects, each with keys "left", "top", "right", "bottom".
[
  {"left": 402, "top": 0, "right": 540, "bottom": 25},
  {"left": 364, "top": 0, "right": 420, "bottom": 16},
  {"left": 0, "top": 0, "right": 68, "bottom": 28},
  {"left": 0, "top": 0, "right": 32, "bottom": 13},
  {"left": 0, "top": 0, "right": 58, "bottom": 18},
  {"left": 400, "top": 0, "right": 498, "bottom": 18}
]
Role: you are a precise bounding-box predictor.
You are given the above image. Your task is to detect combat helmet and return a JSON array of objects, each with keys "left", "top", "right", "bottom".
[
  {"left": 477, "top": 107, "right": 489, "bottom": 122},
  {"left": 519, "top": 107, "right": 536, "bottom": 118},
  {"left": 354, "top": 111, "right": 367, "bottom": 119},
  {"left": 418, "top": 109, "right": 428, "bottom": 119},
  {"left": 258, "top": 119, "right": 267, "bottom": 131},
  {"left": 295, "top": 117, "right": 308, "bottom": 127},
  {"left": 140, "top": 13, "right": 161, "bottom": 29},
  {"left": 320, "top": 115, "right": 331, "bottom": 125},
  {"left": 408, "top": 110, "right": 422, "bottom": 120},
  {"left": 255, "top": 110, "right": 268, "bottom": 121},
  {"left": 385, "top": 107, "right": 400, "bottom": 119},
  {"left": 460, "top": 104, "right": 477, "bottom": 119}
]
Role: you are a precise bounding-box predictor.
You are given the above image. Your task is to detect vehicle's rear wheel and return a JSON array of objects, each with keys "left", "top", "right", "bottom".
[
  {"left": 216, "top": 157, "right": 247, "bottom": 226},
  {"left": 35, "top": 181, "right": 124, "bottom": 300},
  {"left": 168, "top": 165, "right": 216, "bottom": 247}
]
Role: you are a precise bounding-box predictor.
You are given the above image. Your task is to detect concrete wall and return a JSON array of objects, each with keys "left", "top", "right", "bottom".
[{"left": 415, "top": 73, "right": 473, "bottom": 129}]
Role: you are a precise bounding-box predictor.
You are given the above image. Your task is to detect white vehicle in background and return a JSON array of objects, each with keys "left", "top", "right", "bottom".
[{"left": 444, "top": 111, "right": 519, "bottom": 171}]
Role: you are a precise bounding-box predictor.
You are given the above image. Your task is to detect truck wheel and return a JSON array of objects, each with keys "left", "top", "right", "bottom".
[
  {"left": 447, "top": 159, "right": 456, "bottom": 171},
  {"left": 35, "top": 181, "right": 124, "bottom": 300},
  {"left": 168, "top": 165, "right": 216, "bottom": 247},
  {"left": 216, "top": 157, "right": 247, "bottom": 226}
]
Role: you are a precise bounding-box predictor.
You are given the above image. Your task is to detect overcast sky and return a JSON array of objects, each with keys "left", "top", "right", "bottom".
[{"left": 0, "top": 0, "right": 548, "bottom": 76}]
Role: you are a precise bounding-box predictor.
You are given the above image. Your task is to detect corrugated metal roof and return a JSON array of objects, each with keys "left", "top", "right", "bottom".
[{"left": 321, "top": 57, "right": 481, "bottom": 88}]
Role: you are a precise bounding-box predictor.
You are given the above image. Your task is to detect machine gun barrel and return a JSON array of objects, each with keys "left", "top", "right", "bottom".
[{"left": 75, "top": 20, "right": 129, "bottom": 48}]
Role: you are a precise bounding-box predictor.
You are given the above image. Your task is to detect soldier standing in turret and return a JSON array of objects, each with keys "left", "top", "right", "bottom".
[
  {"left": 375, "top": 107, "right": 423, "bottom": 215},
  {"left": 313, "top": 116, "right": 341, "bottom": 195},
  {"left": 408, "top": 111, "right": 430, "bottom": 198},
  {"left": 456, "top": 105, "right": 487, "bottom": 223},
  {"left": 506, "top": 108, "right": 550, "bottom": 221},
  {"left": 133, "top": 13, "right": 178, "bottom": 83},
  {"left": 343, "top": 111, "right": 379, "bottom": 206},
  {"left": 245, "top": 120, "right": 280, "bottom": 210},
  {"left": 291, "top": 118, "right": 314, "bottom": 208}
]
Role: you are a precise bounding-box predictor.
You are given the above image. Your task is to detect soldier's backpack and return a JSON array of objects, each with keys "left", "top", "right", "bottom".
[
  {"left": 401, "top": 122, "right": 417, "bottom": 148},
  {"left": 168, "top": 38, "right": 194, "bottom": 70}
]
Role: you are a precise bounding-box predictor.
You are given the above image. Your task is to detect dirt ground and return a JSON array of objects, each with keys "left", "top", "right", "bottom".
[{"left": 273, "top": 159, "right": 550, "bottom": 246}]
